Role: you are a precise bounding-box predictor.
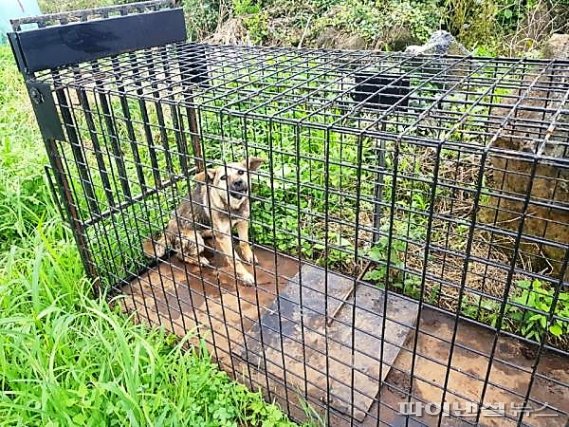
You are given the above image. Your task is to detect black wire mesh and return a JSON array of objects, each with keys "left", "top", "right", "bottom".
[{"left": 22, "top": 39, "right": 569, "bottom": 426}]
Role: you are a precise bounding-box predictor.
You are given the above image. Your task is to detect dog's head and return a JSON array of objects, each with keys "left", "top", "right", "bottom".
[{"left": 195, "top": 157, "right": 264, "bottom": 206}]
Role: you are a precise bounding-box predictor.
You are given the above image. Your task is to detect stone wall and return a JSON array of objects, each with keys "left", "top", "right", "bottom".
[{"left": 483, "top": 35, "right": 569, "bottom": 280}]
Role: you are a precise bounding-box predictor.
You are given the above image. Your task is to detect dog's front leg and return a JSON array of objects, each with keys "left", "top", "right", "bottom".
[
  {"left": 236, "top": 220, "right": 258, "bottom": 265},
  {"left": 214, "top": 225, "right": 255, "bottom": 285}
]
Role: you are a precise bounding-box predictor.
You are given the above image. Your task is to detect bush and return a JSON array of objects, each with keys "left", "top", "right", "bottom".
[
  {"left": 314, "top": 0, "right": 441, "bottom": 49},
  {"left": 182, "top": 0, "right": 222, "bottom": 41}
]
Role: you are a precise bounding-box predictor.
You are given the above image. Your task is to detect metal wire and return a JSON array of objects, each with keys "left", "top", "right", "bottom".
[{"left": 25, "top": 41, "right": 569, "bottom": 426}]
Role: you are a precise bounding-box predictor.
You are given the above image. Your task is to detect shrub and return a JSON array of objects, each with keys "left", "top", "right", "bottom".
[{"left": 315, "top": 0, "right": 441, "bottom": 49}]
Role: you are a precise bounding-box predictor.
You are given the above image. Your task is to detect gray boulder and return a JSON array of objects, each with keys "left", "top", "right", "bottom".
[{"left": 404, "top": 30, "right": 471, "bottom": 56}]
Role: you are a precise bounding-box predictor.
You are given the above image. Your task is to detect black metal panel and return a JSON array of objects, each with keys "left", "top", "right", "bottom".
[
  {"left": 26, "top": 81, "right": 65, "bottom": 141},
  {"left": 180, "top": 44, "right": 209, "bottom": 86},
  {"left": 10, "top": 0, "right": 177, "bottom": 31},
  {"left": 7, "top": 33, "right": 27, "bottom": 74},
  {"left": 351, "top": 72, "right": 411, "bottom": 110},
  {"left": 9, "top": 8, "right": 186, "bottom": 73}
]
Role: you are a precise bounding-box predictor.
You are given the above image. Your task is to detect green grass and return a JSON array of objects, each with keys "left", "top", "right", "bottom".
[{"left": 0, "top": 45, "right": 301, "bottom": 427}]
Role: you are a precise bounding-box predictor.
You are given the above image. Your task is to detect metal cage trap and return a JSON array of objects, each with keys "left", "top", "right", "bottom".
[{"left": 8, "top": 1, "right": 569, "bottom": 426}]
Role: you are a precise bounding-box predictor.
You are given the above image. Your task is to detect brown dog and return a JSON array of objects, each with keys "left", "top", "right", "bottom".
[{"left": 142, "top": 157, "right": 264, "bottom": 285}]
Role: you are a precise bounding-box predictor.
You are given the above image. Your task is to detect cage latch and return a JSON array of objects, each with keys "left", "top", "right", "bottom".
[{"left": 25, "top": 81, "right": 65, "bottom": 141}]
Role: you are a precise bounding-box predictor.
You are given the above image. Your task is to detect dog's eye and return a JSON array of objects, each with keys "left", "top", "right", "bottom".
[
  {"left": 238, "top": 170, "right": 245, "bottom": 175},
  {"left": 220, "top": 175, "right": 226, "bottom": 180}
]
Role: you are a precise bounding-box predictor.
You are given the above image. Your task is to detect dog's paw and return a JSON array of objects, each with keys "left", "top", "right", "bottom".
[
  {"left": 239, "top": 271, "right": 255, "bottom": 286},
  {"left": 242, "top": 252, "right": 258, "bottom": 265},
  {"left": 241, "top": 248, "right": 259, "bottom": 265},
  {"left": 199, "top": 256, "right": 211, "bottom": 267}
]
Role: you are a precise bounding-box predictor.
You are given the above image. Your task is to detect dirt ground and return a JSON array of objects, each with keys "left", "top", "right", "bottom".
[{"left": 363, "top": 308, "right": 569, "bottom": 427}]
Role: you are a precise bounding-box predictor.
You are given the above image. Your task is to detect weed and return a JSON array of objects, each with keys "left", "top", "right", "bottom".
[
  {"left": 506, "top": 279, "right": 569, "bottom": 343},
  {"left": 456, "top": 279, "right": 569, "bottom": 344},
  {"left": 233, "top": 0, "right": 262, "bottom": 16},
  {"left": 244, "top": 11, "right": 271, "bottom": 44},
  {"left": 317, "top": 0, "right": 440, "bottom": 48},
  {"left": 0, "top": 234, "right": 298, "bottom": 426},
  {"left": 364, "top": 222, "right": 412, "bottom": 285}
]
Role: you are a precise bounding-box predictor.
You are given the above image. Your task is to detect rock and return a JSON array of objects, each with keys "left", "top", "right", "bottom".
[
  {"left": 541, "top": 33, "right": 569, "bottom": 59},
  {"left": 313, "top": 27, "right": 367, "bottom": 50},
  {"left": 404, "top": 30, "right": 471, "bottom": 56},
  {"left": 378, "top": 27, "right": 421, "bottom": 52},
  {"left": 338, "top": 34, "right": 367, "bottom": 50},
  {"left": 206, "top": 18, "right": 250, "bottom": 46},
  {"left": 483, "top": 35, "right": 569, "bottom": 280},
  {"left": 313, "top": 27, "right": 339, "bottom": 49},
  {"left": 402, "top": 30, "right": 475, "bottom": 91}
]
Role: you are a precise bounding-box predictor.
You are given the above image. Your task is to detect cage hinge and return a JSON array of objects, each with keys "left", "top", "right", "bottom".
[{"left": 25, "top": 81, "right": 65, "bottom": 141}]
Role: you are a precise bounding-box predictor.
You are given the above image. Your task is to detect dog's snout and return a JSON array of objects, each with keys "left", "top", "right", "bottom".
[{"left": 229, "top": 176, "right": 248, "bottom": 199}]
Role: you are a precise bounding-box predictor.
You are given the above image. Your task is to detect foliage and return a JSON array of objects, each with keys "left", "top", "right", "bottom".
[
  {"left": 0, "top": 54, "right": 54, "bottom": 252},
  {"left": 243, "top": 11, "right": 270, "bottom": 44},
  {"left": 37, "top": 0, "right": 569, "bottom": 54},
  {"left": 441, "top": 0, "right": 500, "bottom": 48},
  {"left": 315, "top": 0, "right": 440, "bottom": 48},
  {"left": 221, "top": 0, "right": 270, "bottom": 44},
  {"left": 364, "top": 223, "right": 408, "bottom": 284},
  {"left": 506, "top": 279, "right": 569, "bottom": 343},
  {"left": 38, "top": 0, "right": 121, "bottom": 12},
  {"left": 0, "top": 237, "right": 294, "bottom": 426},
  {"left": 182, "top": 0, "right": 222, "bottom": 41},
  {"left": 233, "top": 0, "right": 262, "bottom": 16},
  {"left": 0, "top": 240, "right": 299, "bottom": 425},
  {"left": 249, "top": 132, "right": 367, "bottom": 269},
  {"left": 453, "top": 280, "right": 569, "bottom": 345}
]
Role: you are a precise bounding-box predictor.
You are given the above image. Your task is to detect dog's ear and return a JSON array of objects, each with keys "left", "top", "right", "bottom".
[
  {"left": 244, "top": 157, "right": 265, "bottom": 171},
  {"left": 194, "top": 168, "right": 216, "bottom": 183}
]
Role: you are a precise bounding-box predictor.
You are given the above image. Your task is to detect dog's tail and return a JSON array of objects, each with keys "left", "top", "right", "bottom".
[{"left": 142, "top": 232, "right": 169, "bottom": 258}]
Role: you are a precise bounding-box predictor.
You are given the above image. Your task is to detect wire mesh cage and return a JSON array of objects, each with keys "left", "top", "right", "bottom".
[{"left": 9, "top": 1, "right": 569, "bottom": 426}]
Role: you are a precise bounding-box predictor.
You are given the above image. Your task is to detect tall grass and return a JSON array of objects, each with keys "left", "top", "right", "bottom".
[{"left": 0, "top": 45, "right": 298, "bottom": 426}]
